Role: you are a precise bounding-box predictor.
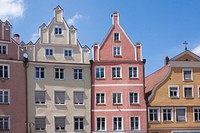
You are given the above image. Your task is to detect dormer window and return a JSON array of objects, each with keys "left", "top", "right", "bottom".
[
  {"left": 114, "top": 32, "right": 120, "bottom": 41},
  {"left": 55, "top": 27, "right": 62, "bottom": 35},
  {"left": 113, "top": 46, "right": 121, "bottom": 56},
  {"left": 183, "top": 69, "right": 193, "bottom": 81},
  {"left": 0, "top": 45, "right": 7, "bottom": 55}
]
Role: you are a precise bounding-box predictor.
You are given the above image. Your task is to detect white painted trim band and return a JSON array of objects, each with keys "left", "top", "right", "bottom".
[
  {"left": 92, "top": 109, "right": 146, "bottom": 112},
  {"left": 92, "top": 84, "right": 144, "bottom": 87}
]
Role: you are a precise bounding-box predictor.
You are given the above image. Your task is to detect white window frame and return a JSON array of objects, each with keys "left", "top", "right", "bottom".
[
  {"left": 54, "top": 91, "right": 66, "bottom": 105},
  {"left": 0, "top": 115, "right": 10, "bottom": 130},
  {"left": 54, "top": 67, "right": 65, "bottom": 80},
  {"left": 96, "top": 117, "right": 106, "bottom": 131},
  {"left": 35, "top": 91, "right": 46, "bottom": 105},
  {"left": 168, "top": 85, "right": 179, "bottom": 98},
  {"left": 128, "top": 66, "right": 138, "bottom": 78},
  {"left": 96, "top": 92, "right": 106, "bottom": 105},
  {"left": 55, "top": 116, "right": 66, "bottom": 131},
  {"left": 35, "top": 117, "right": 46, "bottom": 131},
  {"left": 45, "top": 47, "right": 54, "bottom": 56},
  {"left": 113, "top": 46, "right": 121, "bottom": 56},
  {"left": 129, "top": 92, "right": 139, "bottom": 104},
  {"left": 0, "top": 44, "right": 8, "bottom": 55},
  {"left": 182, "top": 69, "right": 193, "bottom": 81},
  {"left": 74, "top": 117, "right": 84, "bottom": 130},
  {"left": 0, "top": 64, "right": 10, "bottom": 79},
  {"left": 35, "top": 66, "right": 46, "bottom": 79},
  {"left": 54, "top": 27, "right": 63, "bottom": 35},
  {"left": 162, "top": 107, "right": 173, "bottom": 122},
  {"left": 0, "top": 89, "right": 10, "bottom": 104},
  {"left": 148, "top": 107, "right": 160, "bottom": 122},
  {"left": 114, "top": 32, "right": 120, "bottom": 41},
  {"left": 193, "top": 107, "right": 200, "bottom": 122},
  {"left": 175, "top": 107, "right": 187, "bottom": 122},
  {"left": 63, "top": 48, "right": 73, "bottom": 57},
  {"left": 130, "top": 116, "right": 140, "bottom": 130},
  {"left": 74, "top": 91, "right": 84, "bottom": 105},
  {"left": 112, "top": 92, "right": 122, "bottom": 104},
  {"left": 111, "top": 66, "right": 122, "bottom": 78},
  {"left": 198, "top": 85, "right": 200, "bottom": 98},
  {"left": 183, "top": 85, "right": 194, "bottom": 98},
  {"left": 95, "top": 66, "right": 105, "bottom": 79},
  {"left": 112, "top": 116, "right": 123, "bottom": 131},
  {"left": 73, "top": 68, "right": 84, "bottom": 80}
]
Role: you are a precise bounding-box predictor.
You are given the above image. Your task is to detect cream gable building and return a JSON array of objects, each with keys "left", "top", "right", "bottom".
[{"left": 27, "top": 6, "right": 91, "bottom": 133}]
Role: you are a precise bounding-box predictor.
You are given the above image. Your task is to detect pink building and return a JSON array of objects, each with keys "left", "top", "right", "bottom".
[
  {"left": 91, "top": 12, "right": 147, "bottom": 133},
  {"left": 0, "top": 20, "right": 26, "bottom": 133}
]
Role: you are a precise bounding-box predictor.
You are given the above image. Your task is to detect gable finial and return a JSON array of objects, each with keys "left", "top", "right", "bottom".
[{"left": 183, "top": 41, "right": 188, "bottom": 50}]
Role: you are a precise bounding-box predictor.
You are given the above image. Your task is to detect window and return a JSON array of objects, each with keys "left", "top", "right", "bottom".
[
  {"left": 35, "top": 91, "right": 45, "bottom": 104},
  {"left": 0, "top": 90, "right": 9, "bottom": 104},
  {"left": 184, "top": 86, "right": 193, "bottom": 98},
  {"left": 74, "top": 117, "right": 84, "bottom": 130},
  {"left": 130, "top": 116, "right": 140, "bottom": 130},
  {"left": 35, "top": 117, "right": 46, "bottom": 131},
  {"left": 113, "top": 93, "right": 122, "bottom": 104},
  {"left": 55, "top": 91, "right": 65, "bottom": 104},
  {"left": 96, "top": 93, "right": 105, "bottom": 104},
  {"left": 0, "top": 65, "right": 9, "bottom": 78},
  {"left": 112, "top": 67, "right": 121, "bottom": 78},
  {"left": 113, "top": 117, "right": 122, "bottom": 131},
  {"left": 55, "top": 68, "right": 64, "bottom": 80},
  {"left": 162, "top": 108, "right": 173, "bottom": 122},
  {"left": 169, "top": 86, "right": 179, "bottom": 98},
  {"left": 64, "top": 49, "right": 73, "bottom": 57},
  {"left": 0, "top": 116, "right": 9, "bottom": 130},
  {"left": 176, "top": 108, "right": 186, "bottom": 122},
  {"left": 55, "top": 117, "right": 65, "bottom": 131},
  {"left": 45, "top": 48, "right": 54, "bottom": 56},
  {"left": 73, "top": 69, "right": 83, "bottom": 80},
  {"left": 194, "top": 108, "right": 200, "bottom": 122},
  {"left": 129, "top": 92, "right": 139, "bottom": 104},
  {"left": 35, "top": 67, "right": 45, "bottom": 79},
  {"left": 183, "top": 69, "right": 192, "bottom": 81},
  {"left": 148, "top": 108, "right": 160, "bottom": 122},
  {"left": 55, "top": 27, "right": 62, "bottom": 35},
  {"left": 96, "top": 117, "right": 105, "bottom": 131},
  {"left": 114, "top": 32, "right": 120, "bottom": 41},
  {"left": 113, "top": 46, "right": 121, "bottom": 56},
  {"left": 0, "top": 45, "right": 7, "bottom": 54},
  {"left": 74, "top": 92, "right": 84, "bottom": 105},
  {"left": 95, "top": 67, "right": 105, "bottom": 79},
  {"left": 129, "top": 67, "right": 138, "bottom": 78}
]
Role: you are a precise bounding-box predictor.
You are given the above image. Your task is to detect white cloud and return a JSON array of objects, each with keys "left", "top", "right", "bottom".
[
  {"left": 192, "top": 45, "right": 200, "bottom": 56},
  {"left": 67, "top": 13, "right": 83, "bottom": 26},
  {"left": 0, "top": 0, "right": 25, "bottom": 20},
  {"left": 31, "top": 33, "right": 39, "bottom": 43}
]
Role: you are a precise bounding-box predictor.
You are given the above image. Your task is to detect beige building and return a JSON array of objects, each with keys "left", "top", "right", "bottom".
[{"left": 26, "top": 6, "right": 91, "bottom": 133}]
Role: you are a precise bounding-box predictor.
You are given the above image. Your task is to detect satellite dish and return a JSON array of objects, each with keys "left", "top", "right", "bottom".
[{"left": 23, "top": 53, "right": 28, "bottom": 59}]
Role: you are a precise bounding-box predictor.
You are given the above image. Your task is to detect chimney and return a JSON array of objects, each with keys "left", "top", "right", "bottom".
[
  {"left": 14, "top": 34, "right": 20, "bottom": 43},
  {"left": 93, "top": 43, "right": 99, "bottom": 61},
  {"left": 164, "top": 56, "right": 169, "bottom": 65},
  {"left": 112, "top": 12, "right": 119, "bottom": 25},
  {"left": 136, "top": 43, "right": 142, "bottom": 61}
]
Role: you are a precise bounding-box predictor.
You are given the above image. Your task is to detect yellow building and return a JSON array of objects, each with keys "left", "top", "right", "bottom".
[{"left": 146, "top": 49, "right": 200, "bottom": 133}]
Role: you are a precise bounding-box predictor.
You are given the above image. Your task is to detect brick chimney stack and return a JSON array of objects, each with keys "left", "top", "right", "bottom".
[
  {"left": 112, "top": 12, "right": 119, "bottom": 25},
  {"left": 14, "top": 34, "right": 20, "bottom": 43},
  {"left": 93, "top": 43, "right": 99, "bottom": 61},
  {"left": 165, "top": 56, "right": 169, "bottom": 65}
]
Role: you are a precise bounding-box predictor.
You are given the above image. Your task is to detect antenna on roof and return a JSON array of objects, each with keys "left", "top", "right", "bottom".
[{"left": 183, "top": 41, "right": 188, "bottom": 51}]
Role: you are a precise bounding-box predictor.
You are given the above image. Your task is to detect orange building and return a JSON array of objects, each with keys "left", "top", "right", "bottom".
[{"left": 146, "top": 49, "right": 200, "bottom": 133}]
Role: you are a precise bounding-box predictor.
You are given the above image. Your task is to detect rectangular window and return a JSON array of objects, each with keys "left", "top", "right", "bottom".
[
  {"left": 64, "top": 49, "right": 73, "bottom": 57},
  {"left": 162, "top": 108, "right": 173, "bottom": 122},
  {"left": 199, "top": 86, "right": 200, "bottom": 98},
  {"left": 0, "top": 65, "right": 9, "bottom": 78},
  {"left": 183, "top": 69, "right": 192, "bottom": 81},
  {"left": 35, "top": 117, "right": 46, "bottom": 131},
  {"left": 169, "top": 86, "right": 179, "bottom": 98},
  {"left": 113, "top": 46, "right": 121, "bottom": 56},
  {"left": 0, "top": 116, "right": 9, "bottom": 130},
  {"left": 95, "top": 67, "right": 105, "bottom": 79},
  {"left": 113, "top": 93, "right": 122, "bottom": 104},
  {"left": 112, "top": 67, "right": 121, "bottom": 78},
  {"left": 176, "top": 108, "right": 186, "bottom": 122},
  {"left": 74, "top": 92, "right": 84, "bottom": 105},
  {"left": 73, "top": 69, "right": 83, "bottom": 80},
  {"left": 113, "top": 117, "right": 122, "bottom": 131},
  {"left": 0, "top": 90, "right": 9, "bottom": 104},
  {"left": 35, "top": 67, "right": 45, "bottom": 79},
  {"left": 184, "top": 86, "right": 193, "bottom": 98},
  {"left": 74, "top": 117, "right": 84, "bottom": 130},
  {"left": 130, "top": 116, "right": 140, "bottom": 130},
  {"left": 0, "top": 45, "right": 7, "bottom": 54},
  {"left": 114, "top": 33, "right": 120, "bottom": 41},
  {"left": 55, "top": 91, "right": 65, "bottom": 104},
  {"left": 55, "top": 27, "right": 62, "bottom": 35},
  {"left": 149, "top": 108, "right": 160, "bottom": 122},
  {"left": 96, "top": 93, "right": 105, "bottom": 104},
  {"left": 96, "top": 117, "right": 105, "bottom": 131},
  {"left": 55, "top": 68, "right": 64, "bottom": 80},
  {"left": 35, "top": 91, "right": 45, "bottom": 104},
  {"left": 129, "top": 67, "right": 138, "bottom": 78},
  {"left": 130, "top": 92, "right": 139, "bottom": 104},
  {"left": 194, "top": 108, "right": 200, "bottom": 122},
  {"left": 45, "top": 48, "right": 54, "bottom": 56},
  {"left": 55, "top": 117, "right": 65, "bottom": 131}
]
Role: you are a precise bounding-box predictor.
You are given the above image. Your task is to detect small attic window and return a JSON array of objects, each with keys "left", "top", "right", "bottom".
[
  {"left": 55, "top": 27, "right": 62, "bottom": 35},
  {"left": 5, "top": 27, "right": 9, "bottom": 31}
]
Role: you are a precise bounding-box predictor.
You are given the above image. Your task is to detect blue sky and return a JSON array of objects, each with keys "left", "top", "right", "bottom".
[{"left": 1, "top": 0, "right": 200, "bottom": 75}]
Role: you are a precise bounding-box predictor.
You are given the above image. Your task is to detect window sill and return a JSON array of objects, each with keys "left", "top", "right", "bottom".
[
  {"left": 35, "top": 103, "right": 46, "bottom": 105},
  {"left": 148, "top": 121, "right": 160, "bottom": 123},
  {"left": 176, "top": 121, "right": 186, "bottom": 123},
  {"left": 113, "top": 55, "right": 122, "bottom": 57},
  {"left": 184, "top": 97, "right": 194, "bottom": 99},
  {"left": 0, "top": 129, "right": 10, "bottom": 131},
  {"left": 129, "top": 77, "right": 139, "bottom": 79},
  {"left": 113, "top": 103, "right": 123, "bottom": 105},
  {"left": 74, "top": 104, "right": 85, "bottom": 106},
  {"left": 183, "top": 79, "right": 193, "bottom": 82},
  {"left": 96, "top": 78, "right": 106, "bottom": 80},
  {"left": 0, "top": 78, "right": 9, "bottom": 80},
  {"left": 55, "top": 103, "right": 66, "bottom": 105},
  {"left": 112, "top": 77, "right": 122, "bottom": 80},
  {"left": 96, "top": 103, "right": 106, "bottom": 106},
  {"left": 54, "top": 79, "right": 65, "bottom": 81},
  {"left": 130, "top": 103, "right": 140, "bottom": 105},
  {"left": 163, "top": 120, "right": 174, "bottom": 123},
  {"left": 0, "top": 103, "right": 10, "bottom": 105},
  {"left": 170, "top": 97, "right": 179, "bottom": 99}
]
